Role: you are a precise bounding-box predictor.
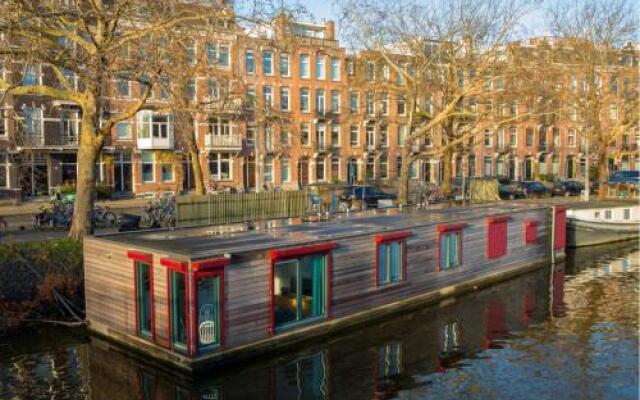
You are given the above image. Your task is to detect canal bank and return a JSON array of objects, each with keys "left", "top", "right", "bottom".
[{"left": 0, "top": 242, "right": 637, "bottom": 399}]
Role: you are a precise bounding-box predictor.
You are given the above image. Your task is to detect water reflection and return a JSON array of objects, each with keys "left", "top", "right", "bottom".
[{"left": 1, "top": 242, "right": 637, "bottom": 400}]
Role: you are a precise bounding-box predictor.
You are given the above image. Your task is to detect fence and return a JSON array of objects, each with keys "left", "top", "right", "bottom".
[{"left": 176, "top": 190, "right": 309, "bottom": 227}]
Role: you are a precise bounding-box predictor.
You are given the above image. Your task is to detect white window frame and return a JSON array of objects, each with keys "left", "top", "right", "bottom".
[
  {"left": 300, "top": 88, "right": 310, "bottom": 112},
  {"left": 350, "top": 125, "right": 359, "bottom": 146},
  {"left": 331, "top": 124, "right": 340, "bottom": 147},
  {"left": 330, "top": 57, "right": 341, "bottom": 81},
  {"left": 331, "top": 90, "right": 340, "bottom": 114},
  {"left": 262, "top": 50, "right": 274, "bottom": 76},
  {"left": 316, "top": 55, "right": 326, "bottom": 80},
  {"left": 280, "top": 53, "right": 290, "bottom": 77},
  {"left": 280, "top": 87, "right": 290, "bottom": 111},
  {"left": 209, "top": 152, "right": 233, "bottom": 181},
  {"left": 141, "top": 151, "right": 155, "bottom": 183},
  {"left": 300, "top": 54, "right": 310, "bottom": 79}
]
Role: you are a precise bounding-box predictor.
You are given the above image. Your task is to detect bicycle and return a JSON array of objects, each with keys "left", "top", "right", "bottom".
[{"left": 92, "top": 204, "right": 117, "bottom": 227}]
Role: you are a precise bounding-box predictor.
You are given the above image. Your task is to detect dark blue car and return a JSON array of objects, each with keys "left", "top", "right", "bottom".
[{"left": 609, "top": 170, "right": 640, "bottom": 185}]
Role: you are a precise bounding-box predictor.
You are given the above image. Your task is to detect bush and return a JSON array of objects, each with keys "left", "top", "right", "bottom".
[
  {"left": 59, "top": 183, "right": 76, "bottom": 194},
  {"left": 539, "top": 173, "right": 556, "bottom": 182},
  {"left": 96, "top": 184, "right": 113, "bottom": 199}
]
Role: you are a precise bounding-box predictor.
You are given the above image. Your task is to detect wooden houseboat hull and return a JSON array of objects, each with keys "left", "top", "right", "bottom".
[{"left": 83, "top": 205, "right": 568, "bottom": 372}]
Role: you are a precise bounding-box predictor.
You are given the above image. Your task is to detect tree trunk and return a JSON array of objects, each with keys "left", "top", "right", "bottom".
[
  {"left": 397, "top": 146, "right": 411, "bottom": 205},
  {"left": 598, "top": 152, "right": 608, "bottom": 201},
  {"left": 441, "top": 147, "right": 454, "bottom": 195},
  {"left": 68, "top": 128, "right": 98, "bottom": 240},
  {"left": 190, "top": 148, "right": 205, "bottom": 195}
]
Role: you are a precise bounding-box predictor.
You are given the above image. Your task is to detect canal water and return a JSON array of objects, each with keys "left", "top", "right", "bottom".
[{"left": 1, "top": 242, "right": 638, "bottom": 400}]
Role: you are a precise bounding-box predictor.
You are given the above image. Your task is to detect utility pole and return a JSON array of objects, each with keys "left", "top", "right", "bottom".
[{"left": 583, "top": 133, "right": 590, "bottom": 202}]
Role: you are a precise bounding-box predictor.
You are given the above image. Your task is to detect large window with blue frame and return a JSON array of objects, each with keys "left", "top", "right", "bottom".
[
  {"left": 377, "top": 240, "right": 403, "bottom": 285},
  {"left": 274, "top": 254, "right": 327, "bottom": 330},
  {"left": 439, "top": 231, "right": 461, "bottom": 270}
]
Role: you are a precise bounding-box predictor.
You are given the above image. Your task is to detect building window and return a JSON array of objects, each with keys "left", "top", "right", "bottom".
[
  {"left": 22, "top": 65, "right": 40, "bottom": 86},
  {"left": 0, "top": 153, "right": 8, "bottom": 188},
  {"left": 280, "top": 53, "right": 290, "bottom": 76},
  {"left": 397, "top": 125, "right": 406, "bottom": 146},
  {"left": 331, "top": 125, "right": 340, "bottom": 147},
  {"left": 568, "top": 129, "right": 576, "bottom": 147},
  {"left": 23, "top": 107, "right": 43, "bottom": 137},
  {"left": 609, "top": 104, "right": 618, "bottom": 121},
  {"left": 380, "top": 125, "right": 388, "bottom": 147},
  {"left": 316, "top": 54, "right": 325, "bottom": 80},
  {"left": 301, "top": 123, "right": 310, "bottom": 146},
  {"left": 141, "top": 151, "right": 154, "bottom": 182},
  {"left": 264, "top": 156, "right": 273, "bottom": 183},
  {"left": 623, "top": 208, "right": 631, "bottom": 220},
  {"left": 0, "top": 110, "right": 7, "bottom": 137},
  {"left": 117, "top": 79, "right": 131, "bottom": 98},
  {"left": 316, "top": 123, "right": 325, "bottom": 147},
  {"left": 245, "top": 50, "right": 255, "bottom": 74},
  {"left": 262, "top": 50, "right": 273, "bottom": 75},
  {"left": 350, "top": 92, "right": 359, "bottom": 114},
  {"left": 186, "top": 79, "right": 196, "bottom": 102},
  {"left": 300, "top": 54, "right": 310, "bottom": 78},
  {"left": 365, "top": 62, "right": 375, "bottom": 81},
  {"left": 165, "top": 264, "right": 187, "bottom": 352},
  {"left": 380, "top": 155, "right": 388, "bottom": 179},
  {"left": 300, "top": 88, "right": 310, "bottom": 112},
  {"left": 279, "top": 87, "right": 290, "bottom": 111},
  {"left": 209, "top": 152, "right": 232, "bottom": 181},
  {"left": 331, "top": 90, "right": 340, "bottom": 114},
  {"left": 509, "top": 127, "right": 517, "bottom": 148},
  {"left": 315, "top": 89, "right": 325, "bottom": 114},
  {"left": 381, "top": 93, "right": 389, "bottom": 115},
  {"left": 437, "top": 224, "right": 464, "bottom": 270},
  {"left": 350, "top": 125, "right": 359, "bottom": 146},
  {"left": 161, "top": 164, "right": 173, "bottom": 182},
  {"left": 281, "top": 158, "right": 290, "bottom": 182},
  {"left": 191, "top": 262, "right": 225, "bottom": 353},
  {"left": 270, "top": 243, "right": 333, "bottom": 332},
  {"left": 366, "top": 125, "right": 375, "bottom": 148},
  {"left": 330, "top": 57, "right": 340, "bottom": 81},
  {"left": 280, "top": 128, "right": 290, "bottom": 145},
  {"left": 316, "top": 157, "right": 325, "bottom": 181},
  {"left": 397, "top": 95, "right": 406, "bottom": 116},
  {"left": 378, "top": 341, "right": 403, "bottom": 384},
  {"left": 487, "top": 217, "right": 508, "bottom": 259},
  {"left": 127, "top": 252, "right": 154, "bottom": 340},
  {"left": 525, "top": 128, "right": 534, "bottom": 147},
  {"left": 116, "top": 121, "right": 131, "bottom": 140},
  {"left": 483, "top": 157, "right": 493, "bottom": 176},
  {"left": 366, "top": 155, "right": 375, "bottom": 179},
  {"left": 263, "top": 85, "right": 273, "bottom": 108},
  {"left": 375, "top": 232, "right": 409, "bottom": 286},
  {"left": 409, "top": 161, "right": 418, "bottom": 179},
  {"left": 347, "top": 60, "right": 355, "bottom": 75},
  {"left": 484, "top": 130, "right": 493, "bottom": 147},
  {"left": 331, "top": 155, "right": 340, "bottom": 179},
  {"left": 366, "top": 93, "right": 375, "bottom": 115}
]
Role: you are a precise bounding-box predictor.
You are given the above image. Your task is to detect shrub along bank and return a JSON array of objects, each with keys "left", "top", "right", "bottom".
[{"left": 0, "top": 239, "right": 83, "bottom": 333}]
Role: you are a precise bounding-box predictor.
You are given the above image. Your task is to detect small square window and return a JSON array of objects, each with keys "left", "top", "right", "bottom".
[
  {"left": 375, "top": 232, "right": 409, "bottom": 287},
  {"left": 605, "top": 210, "right": 612, "bottom": 219},
  {"left": 623, "top": 209, "right": 630, "bottom": 220}
]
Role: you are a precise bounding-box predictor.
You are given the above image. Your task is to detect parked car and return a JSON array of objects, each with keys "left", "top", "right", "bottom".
[
  {"left": 499, "top": 182, "right": 526, "bottom": 200},
  {"left": 552, "top": 180, "right": 584, "bottom": 197},
  {"left": 521, "top": 181, "right": 551, "bottom": 198},
  {"left": 608, "top": 170, "right": 640, "bottom": 185},
  {"left": 341, "top": 185, "right": 397, "bottom": 209}
]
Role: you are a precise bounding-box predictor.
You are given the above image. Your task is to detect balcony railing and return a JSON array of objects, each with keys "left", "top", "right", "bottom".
[
  {"left": 137, "top": 134, "right": 174, "bottom": 150},
  {"left": 314, "top": 142, "right": 333, "bottom": 153},
  {"left": 18, "top": 133, "right": 78, "bottom": 148},
  {"left": 204, "top": 134, "right": 243, "bottom": 150}
]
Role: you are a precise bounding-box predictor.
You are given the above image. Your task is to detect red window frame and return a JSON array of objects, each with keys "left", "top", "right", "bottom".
[
  {"left": 268, "top": 242, "right": 335, "bottom": 335},
  {"left": 160, "top": 258, "right": 188, "bottom": 353},
  {"left": 554, "top": 207, "right": 567, "bottom": 250},
  {"left": 374, "top": 231, "right": 410, "bottom": 287},
  {"left": 436, "top": 223, "right": 467, "bottom": 272},
  {"left": 486, "top": 216, "right": 510, "bottom": 260},
  {"left": 127, "top": 250, "right": 155, "bottom": 342},
  {"left": 524, "top": 219, "right": 538, "bottom": 245},
  {"left": 190, "top": 257, "right": 230, "bottom": 355}
]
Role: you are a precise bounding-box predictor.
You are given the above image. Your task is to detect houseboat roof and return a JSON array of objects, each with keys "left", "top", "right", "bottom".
[{"left": 98, "top": 203, "right": 550, "bottom": 260}]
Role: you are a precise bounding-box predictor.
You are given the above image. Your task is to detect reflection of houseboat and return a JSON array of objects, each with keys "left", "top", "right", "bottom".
[
  {"left": 83, "top": 204, "right": 567, "bottom": 371},
  {"left": 566, "top": 205, "right": 639, "bottom": 247}
]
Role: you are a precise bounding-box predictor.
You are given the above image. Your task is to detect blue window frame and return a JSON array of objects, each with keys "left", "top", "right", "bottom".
[
  {"left": 377, "top": 241, "right": 403, "bottom": 285},
  {"left": 439, "top": 231, "right": 461, "bottom": 270}
]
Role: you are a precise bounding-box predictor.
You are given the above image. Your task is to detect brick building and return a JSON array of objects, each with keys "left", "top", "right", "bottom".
[{"left": 0, "top": 14, "right": 638, "bottom": 198}]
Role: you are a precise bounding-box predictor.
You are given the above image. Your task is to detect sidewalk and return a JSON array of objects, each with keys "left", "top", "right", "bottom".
[{"left": 0, "top": 197, "right": 149, "bottom": 216}]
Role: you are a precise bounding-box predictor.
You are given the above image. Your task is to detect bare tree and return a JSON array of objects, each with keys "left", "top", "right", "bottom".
[
  {"left": 546, "top": 0, "right": 639, "bottom": 200},
  {"left": 338, "top": 0, "right": 536, "bottom": 203}
]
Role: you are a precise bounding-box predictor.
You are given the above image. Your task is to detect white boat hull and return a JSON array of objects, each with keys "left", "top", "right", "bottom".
[{"left": 567, "top": 219, "right": 639, "bottom": 247}]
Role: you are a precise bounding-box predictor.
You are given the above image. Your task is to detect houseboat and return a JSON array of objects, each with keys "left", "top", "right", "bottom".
[
  {"left": 83, "top": 204, "right": 567, "bottom": 371},
  {"left": 566, "top": 204, "right": 639, "bottom": 247}
]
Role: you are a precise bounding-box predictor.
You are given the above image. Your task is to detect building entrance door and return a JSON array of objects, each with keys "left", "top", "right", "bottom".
[
  {"left": 114, "top": 152, "right": 133, "bottom": 193},
  {"left": 347, "top": 159, "right": 358, "bottom": 185}
]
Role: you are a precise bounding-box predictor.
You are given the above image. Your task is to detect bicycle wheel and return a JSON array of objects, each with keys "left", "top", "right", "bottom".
[{"left": 103, "top": 212, "right": 117, "bottom": 227}]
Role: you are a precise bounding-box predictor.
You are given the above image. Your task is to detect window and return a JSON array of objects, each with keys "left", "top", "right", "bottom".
[
  {"left": 381, "top": 93, "right": 389, "bottom": 115},
  {"left": 300, "top": 88, "right": 310, "bottom": 112},
  {"left": 396, "top": 95, "right": 406, "bottom": 116},
  {"left": 483, "top": 157, "right": 492, "bottom": 176},
  {"left": 610, "top": 104, "right": 618, "bottom": 121},
  {"left": 245, "top": 51, "right": 255, "bottom": 74},
  {"left": 281, "top": 158, "right": 290, "bottom": 182},
  {"left": 347, "top": 60, "right": 355, "bottom": 75},
  {"left": 271, "top": 244, "right": 332, "bottom": 332},
  {"left": 610, "top": 77, "right": 618, "bottom": 94},
  {"left": 141, "top": 151, "right": 154, "bottom": 182},
  {"left": 365, "top": 62, "right": 375, "bottom": 81},
  {"left": 166, "top": 264, "right": 187, "bottom": 352},
  {"left": 262, "top": 50, "right": 273, "bottom": 75},
  {"left": 330, "top": 57, "right": 340, "bottom": 81},
  {"left": 382, "top": 64, "right": 390, "bottom": 81},
  {"left": 22, "top": 65, "right": 40, "bottom": 86},
  {"left": 23, "top": 107, "right": 42, "bottom": 137},
  {"left": 191, "top": 263, "right": 225, "bottom": 353},
  {"left": 161, "top": 163, "right": 173, "bottom": 182},
  {"left": 207, "top": 43, "right": 229, "bottom": 68},
  {"left": 301, "top": 123, "right": 310, "bottom": 146},
  {"left": 375, "top": 232, "right": 408, "bottom": 286},
  {"left": 623, "top": 208, "right": 631, "bottom": 220},
  {"left": 280, "top": 53, "right": 290, "bottom": 76},
  {"left": 438, "top": 224, "right": 464, "bottom": 270},
  {"left": 378, "top": 342, "right": 403, "bottom": 384},
  {"left": 366, "top": 125, "right": 375, "bottom": 147},
  {"left": 117, "top": 121, "right": 132, "bottom": 140},
  {"left": 186, "top": 41, "right": 196, "bottom": 65},
  {"left": 510, "top": 101, "right": 518, "bottom": 116},
  {"left": 568, "top": 129, "right": 576, "bottom": 147},
  {"left": 246, "top": 85, "right": 256, "bottom": 106},
  {"left": 380, "top": 125, "right": 388, "bottom": 147},
  {"left": 316, "top": 157, "right": 325, "bottom": 181},
  {"left": 484, "top": 130, "right": 493, "bottom": 147},
  {"left": 350, "top": 92, "right": 359, "bottom": 114},
  {"left": 397, "top": 125, "right": 406, "bottom": 146},
  {"left": 315, "top": 89, "right": 325, "bottom": 114},
  {"left": 508, "top": 127, "right": 517, "bottom": 148},
  {"left": 331, "top": 90, "right": 340, "bottom": 114},
  {"left": 409, "top": 161, "right": 418, "bottom": 179},
  {"left": 263, "top": 85, "right": 273, "bottom": 107},
  {"left": 487, "top": 217, "right": 508, "bottom": 259},
  {"left": 316, "top": 55, "right": 325, "bottom": 80},
  {"left": 128, "top": 252, "right": 154, "bottom": 340},
  {"left": 0, "top": 153, "right": 8, "bottom": 188},
  {"left": 117, "top": 79, "right": 131, "bottom": 98},
  {"left": 366, "top": 93, "right": 375, "bottom": 115},
  {"left": 315, "top": 123, "right": 325, "bottom": 147},
  {"left": 350, "top": 125, "right": 359, "bottom": 146},
  {"left": 280, "top": 87, "right": 290, "bottom": 111},
  {"left": 280, "top": 128, "right": 290, "bottom": 145},
  {"left": 366, "top": 155, "right": 375, "bottom": 179},
  {"left": 524, "top": 220, "right": 538, "bottom": 245},
  {"left": 186, "top": 79, "right": 196, "bottom": 102},
  {"left": 380, "top": 155, "right": 388, "bottom": 179},
  {"left": 246, "top": 125, "right": 256, "bottom": 146},
  {"left": 264, "top": 156, "right": 273, "bottom": 183},
  {"left": 331, "top": 125, "right": 340, "bottom": 147},
  {"left": 300, "top": 54, "right": 310, "bottom": 78},
  {"left": 0, "top": 110, "right": 7, "bottom": 137},
  {"left": 526, "top": 128, "right": 534, "bottom": 147},
  {"left": 331, "top": 155, "right": 340, "bottom": 179},
  {"left": 605, "top": 209, "right": 612, "bottom": 220},
  {"left": 209, "top": 152, "right": 232, "bottom": 181}
]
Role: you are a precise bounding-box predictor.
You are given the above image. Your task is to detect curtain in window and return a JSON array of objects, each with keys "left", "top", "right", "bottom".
[{"left": 311, "top": 255, "right": 325, "bottom": 317}]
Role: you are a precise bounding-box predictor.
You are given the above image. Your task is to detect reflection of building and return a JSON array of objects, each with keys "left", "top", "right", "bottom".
[{"left": 1, "top": 7, "right": 638, "bottom": 198}]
